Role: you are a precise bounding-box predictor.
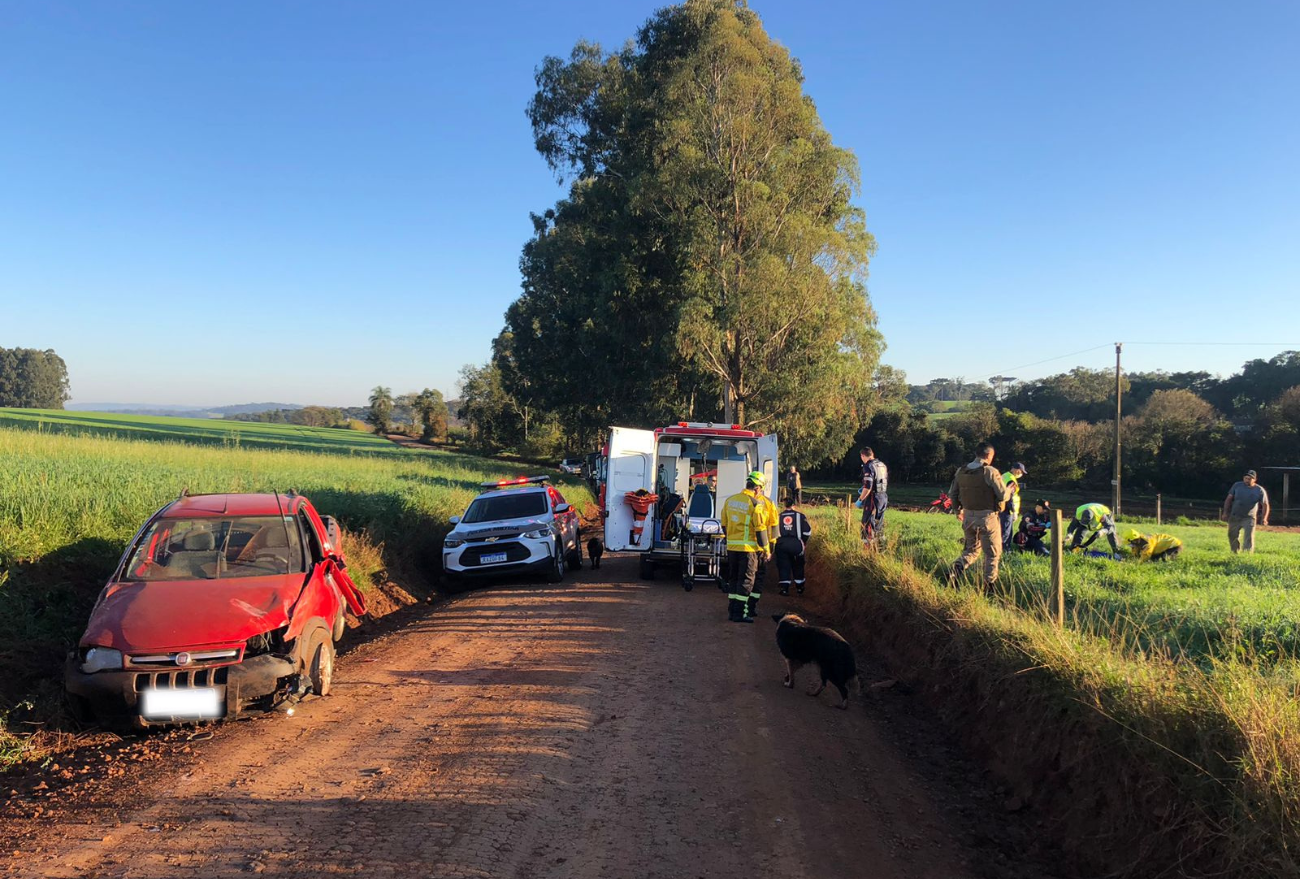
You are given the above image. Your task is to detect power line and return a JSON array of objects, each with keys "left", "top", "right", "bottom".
[
  {"left": 983, "top": 344, "right": 1111, "bottom": 380},
  {"left": 1125, "top": 341, "right": 1300, "bottom": 347}
]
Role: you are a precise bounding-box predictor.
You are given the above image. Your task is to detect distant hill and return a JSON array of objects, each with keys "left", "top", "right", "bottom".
[{"left": 67, "top": 402, "right": 304, "bottom": 419}]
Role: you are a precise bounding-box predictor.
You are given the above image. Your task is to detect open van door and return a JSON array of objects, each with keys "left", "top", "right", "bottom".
[
  {"left": 758, "top": 433, "right": 779, "bottom": 507},
  {"left": 604, "top": 427, "right": 656, "bottom": 551}
]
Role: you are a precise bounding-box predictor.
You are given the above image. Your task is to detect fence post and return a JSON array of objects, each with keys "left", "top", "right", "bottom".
[
  {"left": 1050, "top": 508, "right": 1065, "bottom": 627},
  {"left": 1156, "top": 493, "right": 1162, "bottom": 526}
]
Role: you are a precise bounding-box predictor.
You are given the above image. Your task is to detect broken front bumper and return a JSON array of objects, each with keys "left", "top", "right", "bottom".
[{"left": 65, "top": 653, "right": 298, "bottom": 729}]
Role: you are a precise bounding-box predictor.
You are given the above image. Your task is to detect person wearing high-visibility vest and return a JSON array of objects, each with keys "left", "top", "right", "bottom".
[
  {"left": 1122, "top": 528, "right": 1183, "bottom": 561},
  {"left": 1066, "top": 503, "right": 1121, "bottom": 556},
  {"left": 750, "top": 478, "right": 779, "bottom": 618},
  {"left": 722, "top": 472, "right": 772, "bottom": 624},
  {"left": 999, "top": 463, "right": 1027, "bottom": 551}
]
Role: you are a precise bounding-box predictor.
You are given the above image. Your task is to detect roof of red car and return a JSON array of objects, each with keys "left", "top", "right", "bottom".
[{"left": 161, "top": 493, "right": 300, "bottom": 518}]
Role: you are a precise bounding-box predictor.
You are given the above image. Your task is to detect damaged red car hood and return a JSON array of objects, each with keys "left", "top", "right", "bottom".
[{"left": 80, "top": 576, "right": 302, "bottom": 653}]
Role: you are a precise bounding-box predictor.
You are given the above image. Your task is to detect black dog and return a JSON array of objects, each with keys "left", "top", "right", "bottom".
[
  {"left": 771, "top": 613, "right": 858, "bottom": 709},
  {"left": 587, "top": 537, "right": 604, "bottom": 569}
]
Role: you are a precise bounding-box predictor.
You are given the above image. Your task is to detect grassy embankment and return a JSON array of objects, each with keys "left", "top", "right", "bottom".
[
  {"left": 805, "top": 505, "right": 1300, "bottom": 878},
  {"left": 0, "top": 409, "right": 591, "bottom": 765}
]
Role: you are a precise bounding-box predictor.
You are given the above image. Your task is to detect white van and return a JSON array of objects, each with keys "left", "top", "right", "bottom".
[{"left": 602, "top": 422, "right": 779, "bottom": 582}]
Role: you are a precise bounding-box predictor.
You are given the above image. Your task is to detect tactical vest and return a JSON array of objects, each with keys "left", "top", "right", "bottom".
[{"left": 955, "top": 465, "right": 1005, "bottom": 512}]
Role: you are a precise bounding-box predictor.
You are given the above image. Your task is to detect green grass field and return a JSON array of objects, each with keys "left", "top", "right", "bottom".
[
  {"left": 882, "top": 510, "right": 1300, "bottom": 664},
  {"left": 807, "top": 506, "right": 1300, "bottom": 873},
  {"left": 0, "top": 409, "right": 592, "bottom": 759},
  {"left": 0, "top": 408, "right": 402, "bottom": 455}
]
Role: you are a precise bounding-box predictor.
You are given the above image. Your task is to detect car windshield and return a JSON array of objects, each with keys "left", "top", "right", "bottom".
[
  {"left": 123, "top": 516, "right": 305, "bottom": 581},
  {"left": 462, "top": 492, "right": 548, "bottom": 523}
]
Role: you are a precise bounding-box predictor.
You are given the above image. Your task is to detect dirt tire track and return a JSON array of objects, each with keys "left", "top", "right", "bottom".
[{"left": 3, "top": 556, "right": 982, "bottom": 878}]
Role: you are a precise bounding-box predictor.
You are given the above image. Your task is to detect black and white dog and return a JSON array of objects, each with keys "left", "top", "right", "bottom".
[{"left": 771, "top": 613, "right": 858, "bottom": 709}]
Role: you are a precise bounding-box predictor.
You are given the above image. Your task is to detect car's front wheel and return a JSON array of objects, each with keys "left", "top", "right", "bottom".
[
  {"left": 547, "top": 539, "right": 565, "bottom": 584},
  {"left": 304, "top": 629, "right": 335, "bottom": 696},
  {"left": 566, "top": 533, "right": 583, "bottom": 571}
]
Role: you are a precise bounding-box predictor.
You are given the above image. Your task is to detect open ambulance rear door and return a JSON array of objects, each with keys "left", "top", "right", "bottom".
[
  {"left": 603, "top": 426, "right": 656, "bottom": 551},
  {"left": 758, "top": 433, "right": 779, "bottom": 507}
]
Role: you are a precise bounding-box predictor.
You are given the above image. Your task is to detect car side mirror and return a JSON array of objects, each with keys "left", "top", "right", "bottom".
[
  {"left": 449, "top": 515, "right": 461, "bottom": 525},
  {"left": 555, "top": 504, "right": 571, "bottom": 514}
]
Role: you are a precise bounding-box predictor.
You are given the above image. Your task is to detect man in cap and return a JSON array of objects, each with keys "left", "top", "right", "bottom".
[
  {"left": 721, "top": 471, "right": 772, "bottom": 623},
  {"left": 1223, "top": 469, "right": 1270, "bottom": 554},
  {"left": 999, "top": 462, "right": 1027, "bottom": 551},
  {"left": 1066, "top": 502, "right": 1121, "bottom": 557}
]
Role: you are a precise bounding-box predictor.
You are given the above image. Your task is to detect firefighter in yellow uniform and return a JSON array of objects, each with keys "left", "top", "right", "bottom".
[
  {"left": 722, "top": 472, "right": 772, "bottom": 624},
  {"left": 750, "top": 475, "right": 779, "bottom": 619},
  {"left": 1122, "top": 528, "right": 1183, "bottom": 561}
]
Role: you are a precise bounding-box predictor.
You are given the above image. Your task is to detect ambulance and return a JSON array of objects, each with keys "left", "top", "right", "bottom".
[{"left": 602, "top": 422, "right": 779, "bottom": 583}]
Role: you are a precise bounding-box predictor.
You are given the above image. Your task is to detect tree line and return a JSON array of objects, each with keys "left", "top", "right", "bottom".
[
  {"left": 0, "top": 347, "right": 71, "bottom": 409},
  {"left": 844, "top": 351, "right": 1300, "bottom": 498},
  {"left": 457, "top": 0, "right": 883, "bottom": 466},
  {"left": 366, "top": 387, "right": 449, "bottom": 443}
]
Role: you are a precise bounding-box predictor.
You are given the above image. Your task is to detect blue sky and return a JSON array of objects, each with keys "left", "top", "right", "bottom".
[{"left": 1, "top": 1, "right": 1297, "bottom": 407}]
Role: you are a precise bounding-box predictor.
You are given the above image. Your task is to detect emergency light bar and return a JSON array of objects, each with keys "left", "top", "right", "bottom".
[
  {"left": 676, "top": 421, "right": 745, "bottom": 431},
  {"left": 480, "top": 475, "right": 551, "bottom": 488}
]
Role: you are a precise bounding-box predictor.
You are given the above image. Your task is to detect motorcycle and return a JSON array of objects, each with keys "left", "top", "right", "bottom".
[{"left": 926, "top": 492, "right": 955, "bottom": 514}]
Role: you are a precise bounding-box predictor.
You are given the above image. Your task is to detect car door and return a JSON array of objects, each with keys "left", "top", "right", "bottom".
[
  {"left": 757, "top": 433, "right": 780, "bottom": 508},
  {"left": 603, "top": 426, "right": 656, "bottom": 551},
  {"left": 298, "top": 504, "right": 367, "bottom": 622},
  {"left": 549, "top": 486, "right": 578, "bottom": 550}
]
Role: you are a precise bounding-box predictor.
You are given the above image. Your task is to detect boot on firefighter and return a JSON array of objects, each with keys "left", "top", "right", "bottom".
[{"left": 722, "top": 472, "right": 772, "bottom": 623}]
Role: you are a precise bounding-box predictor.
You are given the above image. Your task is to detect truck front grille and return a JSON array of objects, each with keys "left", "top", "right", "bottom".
[{"left": 133, "top": 666, "right": 230, "bottom": 692}]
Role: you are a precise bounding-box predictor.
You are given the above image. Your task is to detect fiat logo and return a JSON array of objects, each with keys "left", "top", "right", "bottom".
[{"left": 174, "top": 652, "right": 192, "bottom": 666}]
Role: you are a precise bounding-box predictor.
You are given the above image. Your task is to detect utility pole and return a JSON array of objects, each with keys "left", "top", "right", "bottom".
[{"left": 1113, "top": 342, "right": 1123, "bottom": 517}]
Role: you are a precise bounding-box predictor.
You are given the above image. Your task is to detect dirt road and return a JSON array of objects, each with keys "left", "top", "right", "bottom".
[{"left": 2, "top": 557, "right": 992, "bottom": 879}]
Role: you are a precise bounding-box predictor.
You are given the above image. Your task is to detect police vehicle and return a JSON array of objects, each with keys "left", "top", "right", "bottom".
[{"left": 441, "top": 476, "right": 582, "bottom": 583}]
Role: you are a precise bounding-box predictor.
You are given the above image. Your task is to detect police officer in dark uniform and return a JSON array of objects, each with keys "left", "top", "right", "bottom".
[
  {"left": 775, "top": 501, "right": 812, "bottom": 595},
  {"left": 858, "top": 447, "right": 889, "bottom": 546}
]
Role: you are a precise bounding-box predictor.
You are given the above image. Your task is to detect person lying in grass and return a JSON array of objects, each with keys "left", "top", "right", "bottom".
[{"left": 1122, "top": 528, "right": 1183, "bottom": 562}]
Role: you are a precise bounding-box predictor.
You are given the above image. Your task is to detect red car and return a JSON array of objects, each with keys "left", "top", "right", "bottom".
[{"left": 65, "top": 492, "right": 367, "bottom": 729}]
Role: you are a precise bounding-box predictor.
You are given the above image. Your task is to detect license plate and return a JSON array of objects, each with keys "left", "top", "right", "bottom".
[
  {"left": 139, "top": 687, "right": 223, "bottom": 719},
  {"left": 481, "top": 551, "right": 508, "bottom": 564}
]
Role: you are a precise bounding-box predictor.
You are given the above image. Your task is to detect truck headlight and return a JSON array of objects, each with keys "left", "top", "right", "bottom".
[
  {"left": 443, "top": 536, "right": 465, "bottom": 548},
  {"left": 522, "top": 528, "right": 550, "bottom": 540},
  {"left": 81, "top": 647, "right": 124, "bottom": 674}
]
